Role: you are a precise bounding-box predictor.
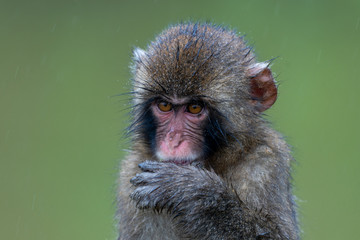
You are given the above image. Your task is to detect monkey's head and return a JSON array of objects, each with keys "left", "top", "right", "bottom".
[{"left": 129, "top": 23, "right": 277, "bottom": 166}]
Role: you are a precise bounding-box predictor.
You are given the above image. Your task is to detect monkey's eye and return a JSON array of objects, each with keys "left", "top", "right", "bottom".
[
  {"left": 187, "top": 103, "right": 203, "bottom": 114},
  {"left": 157, "top": 101, "right": 173, "bottom": 112}
]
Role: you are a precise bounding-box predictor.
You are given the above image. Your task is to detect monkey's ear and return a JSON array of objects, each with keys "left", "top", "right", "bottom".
[
  {"left": 246, "top": 63, "right": 277, "bottom": 112},
  {"left": 133, "top": 47, "right": 147, "bottom": 63}
]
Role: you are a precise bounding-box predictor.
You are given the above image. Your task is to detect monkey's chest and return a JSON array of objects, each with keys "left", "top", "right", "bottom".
[{"left": 141, "top": 212, "right": 179, "bottom": 240}]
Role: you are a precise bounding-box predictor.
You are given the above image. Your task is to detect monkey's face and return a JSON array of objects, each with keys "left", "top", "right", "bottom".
[
  {"left": 152, "top": 97, "right": 208, "bottom": 165},
  {"left": 131, "top": 23, "right": 278, "bottom": 165}
]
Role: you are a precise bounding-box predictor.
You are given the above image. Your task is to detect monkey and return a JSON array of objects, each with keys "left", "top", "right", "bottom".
[{"left": 116, "top": 22, "right": 299, "bottom": 240}]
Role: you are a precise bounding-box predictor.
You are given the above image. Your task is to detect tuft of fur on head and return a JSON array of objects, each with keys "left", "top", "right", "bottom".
[{"left": 129, "top": 22, "right": 268, "bottom": 157}]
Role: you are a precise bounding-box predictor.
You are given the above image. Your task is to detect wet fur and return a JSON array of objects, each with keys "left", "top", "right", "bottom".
[{"left": 117, "top": 22, "right": 299, "bottom": 239}]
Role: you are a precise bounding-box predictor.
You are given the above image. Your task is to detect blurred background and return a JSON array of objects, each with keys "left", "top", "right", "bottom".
[{"left": 1, "top": 0, "right": 359, "bottom": 239}]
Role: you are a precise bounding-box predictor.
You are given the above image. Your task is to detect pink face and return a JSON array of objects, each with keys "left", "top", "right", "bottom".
[{"left": 151, "top": 98, "right": 208, "bottom": 164}]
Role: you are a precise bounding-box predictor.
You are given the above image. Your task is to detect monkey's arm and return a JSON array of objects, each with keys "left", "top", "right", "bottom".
[{"left": 130, "top": 161, "right": 281, "bottom": 239}]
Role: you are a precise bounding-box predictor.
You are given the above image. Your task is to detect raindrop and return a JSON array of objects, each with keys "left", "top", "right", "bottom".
[
  {"left": 51, "top": 23, "right": 57, "bottom": 32},
  {"left": 352, "top": 47, "right": 359, "bottom": 60},
  {"left": 316, "top": 49, "right": 322, "bottom": 64},
  {"left": 14, "top": 66, "right": 20, "bottom": 80},
  {"left": 41, "top": 55, "right": 48, "bottom": 65},
  {"left": 72, "top": 16, "right": 78, "bottom": 25},
  {"left": 274, "top": 1, "right": 280, "bottom": 16},
  {"left": 32, "top": 194, "right": 37, "bottom": 210},
  {"left": 5, "top": 130, "right": 10, "bottom": 143},
  {"left": 16, "top": 216, "right": 21, "bottom": 236}
]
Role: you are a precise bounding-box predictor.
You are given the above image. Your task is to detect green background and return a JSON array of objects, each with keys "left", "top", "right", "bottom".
[{"left": 1, "top": 0, "right": 359, "bottom": 239}]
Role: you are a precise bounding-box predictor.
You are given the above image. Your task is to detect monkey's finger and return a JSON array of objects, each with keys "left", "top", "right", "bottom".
[
  {"left": 138, "top": 160, "right": 163, "bottom": 172},
  {"left": 130, "top": 187, "right": 152, "bottom": 209},
  {"left": 130, "top": 185, "right": 161, "bottom": 209},
  {"left": 130, "top": 172, "right": 154, "bottom": 186}
]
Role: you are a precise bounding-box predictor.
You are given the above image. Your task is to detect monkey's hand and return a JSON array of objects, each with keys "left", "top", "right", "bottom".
[
  {"left": 130, "top": 160, "right": 228, "bottom": 210},
  {"left": 130, "top": 160, "right": 257, "bottom": 239}
]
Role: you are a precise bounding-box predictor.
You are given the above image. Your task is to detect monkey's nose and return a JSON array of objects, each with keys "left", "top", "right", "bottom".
[{"left": 167, "top": 131, "right": 182, "bottom": 149}]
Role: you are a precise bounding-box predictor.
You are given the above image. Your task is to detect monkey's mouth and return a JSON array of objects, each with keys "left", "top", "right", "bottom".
[
  {"left": 156, "top": 139, "right": 202, "bottom": 165},
  {"left": 162, "top": 159, "right": 194, "bottom": 166},
  {"left": 156, "top": 149, "right": 201, "bottom": 166},
  {"left": 160, "top": 155, "right": 206, "bottom": 167}
]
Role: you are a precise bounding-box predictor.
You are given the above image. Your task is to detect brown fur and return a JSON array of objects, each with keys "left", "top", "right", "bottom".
[{"left": 117, "top": 22, "right": 299, "bottom": 239}]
